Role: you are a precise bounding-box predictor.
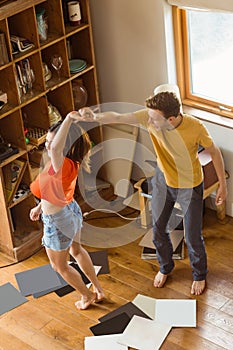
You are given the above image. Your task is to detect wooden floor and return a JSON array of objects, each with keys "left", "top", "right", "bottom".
[{"left": 0, "top": 207, "right": 233, "bottom": 350}]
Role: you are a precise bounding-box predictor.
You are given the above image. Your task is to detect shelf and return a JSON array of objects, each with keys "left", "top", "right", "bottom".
[
  {"left": 0, "top": 149, "right": 26, "bottom": 167},
  {"left": 0, "top": 1, "right": 43, "bottom": 21},
  {"left": 0, "top": 0, "right": 100, "bottom": 260},
  {"left": 65, "top": 23, "right": 89, "bottom": 36}
]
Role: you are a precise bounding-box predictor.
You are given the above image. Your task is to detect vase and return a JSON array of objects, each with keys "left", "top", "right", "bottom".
[{"left": 72, "top": 79, "right": 88, "bottom": 109}]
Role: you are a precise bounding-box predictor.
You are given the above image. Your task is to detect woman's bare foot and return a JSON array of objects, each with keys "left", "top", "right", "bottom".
[
  {"left": 75, "top": 292, "right": 97, "bottom": 310},
  {"left": 95, "top": 292, "right": 105, "bottom": 303},
  {"left": 191, "top": 280, "right": 206, "bottom": 295},
  {"left": 153, "top": 271, "right": 168, "bottom": 288},
  {"left": 93, "top": 287, "right": 105, "bottom": 303}
]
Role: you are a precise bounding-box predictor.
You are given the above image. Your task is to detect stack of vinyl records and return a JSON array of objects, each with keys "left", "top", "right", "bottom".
[
  {"left": 69, "top": 59, "right": 87, "bottom": 73},
  {"left": 139, "top": 228, "right": 185, "bottom": 260}
]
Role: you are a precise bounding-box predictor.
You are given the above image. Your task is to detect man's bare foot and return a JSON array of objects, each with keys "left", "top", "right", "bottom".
[
  {"left": 191, "top": 280, "right": 206, "bottom": 295},
  {"left": 75, "top": 292, "right": 97, "bottom": 310},
  {"left": 153, "top": 271, "right": 168, "bottom": 288}
]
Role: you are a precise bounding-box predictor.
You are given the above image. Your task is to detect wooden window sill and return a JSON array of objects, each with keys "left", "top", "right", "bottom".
[{"left": 183, "top": 105, "right": 233, "bottom": 130}]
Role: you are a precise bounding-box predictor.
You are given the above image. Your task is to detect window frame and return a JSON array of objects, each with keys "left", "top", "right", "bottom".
[{"left": 172, "top": 6, "right": 233, "bottom": 119}]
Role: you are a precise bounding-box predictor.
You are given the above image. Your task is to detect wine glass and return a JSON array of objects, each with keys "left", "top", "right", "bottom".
[{"left": 51, "top": 54, "right": 63, "bottom": 81}]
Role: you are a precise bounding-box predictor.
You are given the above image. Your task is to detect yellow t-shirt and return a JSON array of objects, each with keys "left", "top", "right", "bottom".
[{"left": 135, "top": 109, "right": 213, "bottom": 188}]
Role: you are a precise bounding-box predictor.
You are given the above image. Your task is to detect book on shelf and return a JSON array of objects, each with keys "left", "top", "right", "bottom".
[
  {"left": 3, "top": 158, "right": 27, "bottom": 203},
  {"left": 0, "top": 32, "right": 9, "bottom": 65}
]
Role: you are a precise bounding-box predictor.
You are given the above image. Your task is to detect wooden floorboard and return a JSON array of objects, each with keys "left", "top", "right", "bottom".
[{"left": 0, "top": 208, "right": 233, "bottom": 349}]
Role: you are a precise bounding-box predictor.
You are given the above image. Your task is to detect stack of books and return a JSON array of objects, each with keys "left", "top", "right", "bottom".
[
  {"left": 139, "top": 228, "right": 185, "bottom": 260},
  {"left": 0, "top": 32, "right": 9, "bottom": 66},
  {"left": 10, "top": 35, "right": 34, "bottom": 55}
]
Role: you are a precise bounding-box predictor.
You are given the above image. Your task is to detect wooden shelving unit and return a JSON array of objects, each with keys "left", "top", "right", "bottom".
[{"left": 0, "top": 0, "right": 101, "bottom": 261}]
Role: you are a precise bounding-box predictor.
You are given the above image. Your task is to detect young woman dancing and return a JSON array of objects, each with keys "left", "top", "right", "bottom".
[{"left": 30, "top": 112, "right": 104, "bottom": 309}]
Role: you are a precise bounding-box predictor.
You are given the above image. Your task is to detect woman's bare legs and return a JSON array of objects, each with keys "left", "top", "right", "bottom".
[
  {"left": 46, "top": 247, "right": 96, "bottom": 310},
  {"left": 69, "top": 240, "right": 105, "bottom": 301}
]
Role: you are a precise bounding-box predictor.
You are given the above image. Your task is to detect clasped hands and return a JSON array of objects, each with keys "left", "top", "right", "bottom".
[{"left": 67, "top": 108, "right": 96, "bottom": 122}]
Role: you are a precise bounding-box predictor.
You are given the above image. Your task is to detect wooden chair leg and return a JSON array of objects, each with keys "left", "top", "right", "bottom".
[
  {"left": 134, "top": 178, "right": 152, "bottom": 228},
  {"left": 139, "top": 195, "right": 151, "bottom": 228}
]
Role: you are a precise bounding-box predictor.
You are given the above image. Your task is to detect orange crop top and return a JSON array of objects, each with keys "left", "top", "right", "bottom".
[{"left": 30, "top": 157, "right": 79, "bottom": 206}]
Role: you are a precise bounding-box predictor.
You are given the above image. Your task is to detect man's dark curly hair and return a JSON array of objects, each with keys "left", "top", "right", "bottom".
[{"left": 145, "top": 91, "right": 181, "bottom": 119}]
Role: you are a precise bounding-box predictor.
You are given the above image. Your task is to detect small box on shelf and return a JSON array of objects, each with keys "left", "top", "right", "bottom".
[{"left": 27, "top": 127, "right": 47, "bottom": 146}]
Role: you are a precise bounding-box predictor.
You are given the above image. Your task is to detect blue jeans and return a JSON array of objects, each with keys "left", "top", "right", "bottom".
[
  {"left": 41, "top": 200, "right": 83, "bottom": 251},
  {"left": 151, "top": 168, "right": 208, "bottom": 281}
]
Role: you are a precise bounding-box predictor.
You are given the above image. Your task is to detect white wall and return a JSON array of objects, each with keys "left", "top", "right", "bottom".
[
  {"left": 89, "top": 0, "right": 171, "bottom": 105},
  {"left": 89, "top": 0, "right": 233, "bottom": 216}
]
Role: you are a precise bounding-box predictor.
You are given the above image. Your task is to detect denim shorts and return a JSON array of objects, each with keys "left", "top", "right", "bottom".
[{"left": 41, "top": 200, "right": 83, "bottom": 251}]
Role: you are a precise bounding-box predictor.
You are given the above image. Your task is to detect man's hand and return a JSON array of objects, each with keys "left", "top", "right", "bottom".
[
  {"left": 215, "top": 183, "right": 227, "bottom": 206},
  {"left": 66, "top": 111, "right": 83, "bottom": 122}
]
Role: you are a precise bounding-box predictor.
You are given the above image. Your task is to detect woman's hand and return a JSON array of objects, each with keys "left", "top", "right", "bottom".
[
  {"left": 29, "top": 205, "right": 41, "bottom": 221},
  {"left": 78, "top": 107, "right": 96, "bottom": 121}
]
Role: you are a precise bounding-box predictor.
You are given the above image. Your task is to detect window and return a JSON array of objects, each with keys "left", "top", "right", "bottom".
[{"left": 173, "top": 7, "right": 233, "bottom": 118}]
